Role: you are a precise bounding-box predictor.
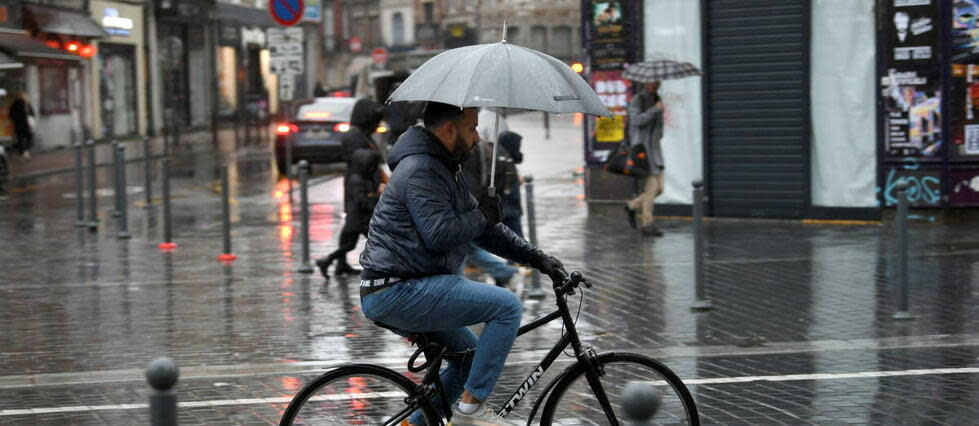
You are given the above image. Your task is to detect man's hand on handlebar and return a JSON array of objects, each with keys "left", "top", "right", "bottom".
[{"left": 536, "top": 255, "right": 566, "bottom": 283}]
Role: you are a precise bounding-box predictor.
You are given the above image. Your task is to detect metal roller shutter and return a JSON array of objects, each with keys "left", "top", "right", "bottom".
[{"left": 704, "top": 0, "right": 811, "bottom": 218}]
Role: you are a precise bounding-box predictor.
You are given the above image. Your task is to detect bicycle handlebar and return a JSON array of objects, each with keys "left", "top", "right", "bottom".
[{"left": 550, "top": 269, "right": 592, "bottom": 296}]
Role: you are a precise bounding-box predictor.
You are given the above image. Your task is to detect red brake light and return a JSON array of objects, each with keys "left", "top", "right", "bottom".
[
  {"left": 334, "top": 123, "right": 351, "bottom": 132},
  {"left": 276, "top": 124, "right": 298, "bottom": 135}
]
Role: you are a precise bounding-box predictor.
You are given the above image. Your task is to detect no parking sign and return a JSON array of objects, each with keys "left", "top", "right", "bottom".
[{"left": 269, "top": 0, "right": 304, "bottom": 27}]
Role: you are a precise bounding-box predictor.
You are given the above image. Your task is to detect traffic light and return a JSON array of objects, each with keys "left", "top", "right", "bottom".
[{"left": 570, "top": 61, "right": 585, "bottom": 74}]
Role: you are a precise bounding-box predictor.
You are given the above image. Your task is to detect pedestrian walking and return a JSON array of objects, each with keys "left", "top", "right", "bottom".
[
  {"left": 358, "top": 102, "right": 566, "bottom": 425},
  {"left": 316, "top": 148, "right": 382, "bottom": 279},
  {"left": 9, "top": 92, "right": 35, "bottom": 159},
  {"left": 316, "top": 98, "right": 387, "bottom": 277},
  {"left": 462, "top": 126, "right": 520, "bottom": 287},
  {"left": 623, "top": 81, "right": 665, "bottom": 237},
  {"left": 384, "top": 82, "right": 424, "bottom": 147}
]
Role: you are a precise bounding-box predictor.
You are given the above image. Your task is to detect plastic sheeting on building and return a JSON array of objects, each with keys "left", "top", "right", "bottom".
[
  {"left": 811, "top": 0, "right": 877, "bottom": 207},
  {"left": 643, "top": 0, "right": 703, "bottom": 205}
]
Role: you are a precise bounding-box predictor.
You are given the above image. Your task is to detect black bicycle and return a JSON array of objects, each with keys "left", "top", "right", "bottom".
[{"left": 279, "top": 271, "right": 699, "bottom": 425}]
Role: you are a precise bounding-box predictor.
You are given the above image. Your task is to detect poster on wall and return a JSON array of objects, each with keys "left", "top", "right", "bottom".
[
  {"left": 884, "top": 0, "right": 938, "bottom": 64},
  {"left": 950, "top": 169, "right": 979, "bottom": 204},
  {"left": 588, "top": 0, "right": 629, "bottom": 70},
  {"left": 585, "top": 70, "right": 631, "bottom": 164},
  {"left": 881, "top": 67, "right": 943, "bottom": 158},
  {"left": 953, "top": 0, "right": 979, "bottom": 61}
]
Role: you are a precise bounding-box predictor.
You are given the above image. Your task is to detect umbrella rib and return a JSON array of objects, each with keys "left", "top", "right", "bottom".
[{"left": 460, "top": 44, "right": 498, "bottom": 107}]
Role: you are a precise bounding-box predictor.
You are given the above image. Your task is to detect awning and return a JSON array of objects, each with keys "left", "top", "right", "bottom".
[
  {"left": 25, "top": 5, "right": 108, "bottom": 38},
  {"left": 216, "top": 3, "right": 278, "bottom": 28},
  {"left": 0, "top": 51, "right": 24, "bottom": 70},
  {"left": 0, "top": 33, "right": 82, "bottom": 62}
]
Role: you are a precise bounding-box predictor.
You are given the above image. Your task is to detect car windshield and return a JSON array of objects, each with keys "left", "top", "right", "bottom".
[{"left": 295, "top": 99, "right": 355, "bottom": 122}]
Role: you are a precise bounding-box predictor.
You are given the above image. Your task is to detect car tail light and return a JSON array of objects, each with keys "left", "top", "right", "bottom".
[
  {"left": 334, "top": 122, "right": 351, "bottom": 132},
  {"left": 376, "top": 124, "right": 388, "bottom": 133},
  {"left": 276, "top": 124, "right": 298, "bottom": 135}
]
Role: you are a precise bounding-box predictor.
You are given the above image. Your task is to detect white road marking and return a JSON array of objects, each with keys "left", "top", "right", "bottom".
[{"left": 2, "top": 367, "right": 977, "bottom": 416}]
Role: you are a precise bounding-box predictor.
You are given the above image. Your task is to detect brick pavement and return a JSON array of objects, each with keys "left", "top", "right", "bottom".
[{"left": 1, "top": 114, "right": 978, "bottom": 424}]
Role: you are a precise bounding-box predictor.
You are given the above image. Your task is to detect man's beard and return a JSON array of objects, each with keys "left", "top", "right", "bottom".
[{"left": 452, "top": 134, "right": 475, "bottom": 162}]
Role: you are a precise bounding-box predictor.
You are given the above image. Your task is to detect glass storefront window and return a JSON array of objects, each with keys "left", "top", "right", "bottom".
[
  {"left": 216, "top": 46, "right": 237, "bottom": 117},
  {"left": 98, "top": 43, "right": 137, "bottom": 136},
  {"left": 39, "top": 66, "right": 69, "bottom": 114}
]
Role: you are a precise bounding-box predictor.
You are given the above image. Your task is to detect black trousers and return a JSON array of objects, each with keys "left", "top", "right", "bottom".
[{"left": 326, "top": 220, "right": 366, "bottom": 264}]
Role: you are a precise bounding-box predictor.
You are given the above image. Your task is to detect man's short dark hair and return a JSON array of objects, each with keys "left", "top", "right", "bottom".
[{"left": 423, "top": 101, "right": 466, "bottom": 129}]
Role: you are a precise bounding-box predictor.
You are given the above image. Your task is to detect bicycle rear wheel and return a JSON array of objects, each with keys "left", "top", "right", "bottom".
[
  {"left": 540, "top": 352, "right": 699, "bottom": 425},
  {"left": 279, "top": 364, "right": 439, "bottom": 426}
]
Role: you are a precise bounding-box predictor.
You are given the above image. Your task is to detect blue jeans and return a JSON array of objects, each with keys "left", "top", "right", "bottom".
[
  {"left": 465, "top": 244, "right": 517, "bottom": 282},
  {"left": 361, "top": 275, "right": 523, "bottom": 423}
]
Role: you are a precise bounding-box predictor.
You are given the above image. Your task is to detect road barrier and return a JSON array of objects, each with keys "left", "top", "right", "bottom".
[
  {"left": 116, "top": 144, "right": 130, "bottom": 240},
  {"left": 297, "top": 160, "right": 314, "bottom": 273},
  {"left": 691, "top": 181, "right": 713, "bottom": 311},
  {"left": 86, "top": 140, "right": 98, "bottom": 231},
  {"left": 524, "top": 175, "right": 546, "bottom": 298},
  {"left": 893, "top": 180, "right": 913, "bottom": 320},
  {"left": 146, "top": 357, "right": 179, "bottom": 426}
]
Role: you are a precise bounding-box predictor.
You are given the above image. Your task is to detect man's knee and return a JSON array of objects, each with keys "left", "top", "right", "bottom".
[{"left": 499, "top": 290, "right": 523, "bottom": 321}]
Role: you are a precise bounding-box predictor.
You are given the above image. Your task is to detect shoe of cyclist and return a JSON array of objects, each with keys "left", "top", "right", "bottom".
[{"left": 450, "top": 402, "right": 519, "bottom": 425}]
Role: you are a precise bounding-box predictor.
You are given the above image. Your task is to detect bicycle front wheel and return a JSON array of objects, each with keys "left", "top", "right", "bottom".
[
  {"left": 540, "top": 352, "right": 699, "bottom": 425},
  {"left": 279, "top": 364, "right": 439, "bottom": 426}
]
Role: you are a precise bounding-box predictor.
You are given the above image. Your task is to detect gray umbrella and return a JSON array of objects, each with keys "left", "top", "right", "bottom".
[{"left": 388, "top": 41, "right": 609, "bottom": 192}]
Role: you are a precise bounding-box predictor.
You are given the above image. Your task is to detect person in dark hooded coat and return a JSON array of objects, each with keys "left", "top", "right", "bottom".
[
  {"left": 316, "top": 98, "right": 387, "bottom": 277},
  {"left": 316, "top": 148, "right": 382, "bottom": 278},
  {"left": 497, "top": 131, "right": 524, "bottom": 239}
]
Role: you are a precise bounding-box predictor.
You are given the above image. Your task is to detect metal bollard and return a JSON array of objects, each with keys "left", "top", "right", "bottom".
[
  {"left": 112, "top": 143, "right": 123, "bottom": 218},
  {"left": 691, "top": 181, "right": 713, "bottom": 311},
  {"left": 297, "top": 160, "right": 314, "bottom": 273},
  {"left": 525, "top": 175, "right": 546, "bottom": 298},
  {"left": 285, "top": 140, "right": 294, "bottom": 205},
  {"left": 893, "top": 180, "right": 913, "bottom": 320},
  {"left": 116, "top": 144, "right": 131, "bottom": 239},
  {"left": 543, "top": 111, "right": 551, "bottom": 140},
  {"left": 86, "top": 140, "right": 99, "bottom": 231},
  {"left": 158, "top": 157, "right": 177, "bottom": 251},
  {"left": 146, "top": 357, "right": 179, "bottom": 426},
  {"left": 218, "top": 165, "right": 237, "bottom": 262},
  {"left": 74, "top": 139, "right": 86, "bottom": 227},
  {"left": 144, "top": 136, "right": 153, "bottom": 207}
]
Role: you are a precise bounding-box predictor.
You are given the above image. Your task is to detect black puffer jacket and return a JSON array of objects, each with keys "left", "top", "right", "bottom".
[
  {"left": 359, "top": 126, "right": 545, "bottom": 279},
  {"left": 341, "top": 98, "right": 385, "bottom": 161}
]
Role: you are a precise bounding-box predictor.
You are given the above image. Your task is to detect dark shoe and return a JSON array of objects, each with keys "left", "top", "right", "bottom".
[
  {"left": 641, "top": 225, "right": 664, "bottom": 237},
  {"left": 334, "top": 261, "right": 362, "bottom": 276},
  {"left": 315, "top": 256, "right": 334, "bottom": 279},
  {"left": 624, "top": 205, "right": 637, "bottom": 229},
  {"left": 495, "top": 274, "right": 513, "bottom": 288}
]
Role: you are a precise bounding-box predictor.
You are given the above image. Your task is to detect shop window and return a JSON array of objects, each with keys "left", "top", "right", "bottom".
[
  {"left": 99, "top": 43, "right": 138, "bottom": 136},
  {"left": 39, "top": 66, "right": 69, "bottom": 115}
]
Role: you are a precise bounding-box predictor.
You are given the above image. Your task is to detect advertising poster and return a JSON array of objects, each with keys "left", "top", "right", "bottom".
[
  {"left": 882, "top": 67, "right": 943, "bottom": 158},
  {"left": 884, "top": 0, "right": 938, "bottom": 64},
  {"left": 588, "top": 0, "right": 629, "bottom": 70},
  {"left": 950, "top": 169, "right": 979, "bottom": 204},
  {"left": 953, "top": 0, "right": 979, "bottom": 61},
  {"left": 585, "top": 70, "right": 631, "bottom": 164}
]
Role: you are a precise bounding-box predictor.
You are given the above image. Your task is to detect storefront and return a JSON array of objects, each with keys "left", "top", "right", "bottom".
[
  {"left": 584, "top": 0, "right": 881, "bottom": 220},
  {"left": 214, "top": 2, "right": 278, "bottom": 122},
  {"left": 89, "top": 1, "right": 146, "bottom": 138},
  {"left": 5, "top": 3, "right": 106, "bottom": 149},
  {"left": 156, "top": 0, "right": 214, "bottom": 129}
]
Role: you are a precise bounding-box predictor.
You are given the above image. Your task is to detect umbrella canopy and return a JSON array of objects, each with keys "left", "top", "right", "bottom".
[
  {"left": 388, "top": 42, "right": 610, "bottom": 117},
  {"left": 623, "top": 60, "right": 702, "bottom": 83}
]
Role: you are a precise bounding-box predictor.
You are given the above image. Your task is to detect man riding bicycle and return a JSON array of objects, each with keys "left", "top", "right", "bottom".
[{"left": 359, "top": 101, "right": 566, "bottom": 425}]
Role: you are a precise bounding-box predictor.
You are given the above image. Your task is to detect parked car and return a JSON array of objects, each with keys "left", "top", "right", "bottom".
[{"left": 274, "top": 97, "right": 387, "bottom": 175}]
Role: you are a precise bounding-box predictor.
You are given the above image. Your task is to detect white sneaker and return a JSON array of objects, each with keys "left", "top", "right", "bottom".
[{"left": 450, "top": 403, "right": 519, "bottom": 426}]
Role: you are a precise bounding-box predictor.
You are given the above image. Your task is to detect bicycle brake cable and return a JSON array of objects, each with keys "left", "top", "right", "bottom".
[{"left": 562, "top": 285, "right": 587, "bottom": 358}]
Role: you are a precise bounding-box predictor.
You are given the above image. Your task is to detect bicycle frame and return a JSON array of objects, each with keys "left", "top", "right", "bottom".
[{"left": 493, "top": 284, "right": 604, "bottom": 420}]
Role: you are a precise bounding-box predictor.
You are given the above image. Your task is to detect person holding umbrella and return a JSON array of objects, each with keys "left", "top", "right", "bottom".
[
  {"left": 623, "top": 81, "right": 666, "bottom": 237},
  {"left": 621, "top": 58, "right": 702, "bottom": 237},
  {"left": 360, "top": 33, "right": 610, "bottom": 425}
]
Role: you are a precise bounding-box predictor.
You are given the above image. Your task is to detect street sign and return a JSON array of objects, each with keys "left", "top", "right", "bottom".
[
  {"left": 269, "top": 0, "right": 304, "bottom": 27},
  {"left": 268, "top": 27, "right": 304, "bottom": 75},
  {"left": 349, "top": 36, "right": 362, "bottom": 53},
  {"left": 372, "top": 47, "right": 388, "bottom": 66}
]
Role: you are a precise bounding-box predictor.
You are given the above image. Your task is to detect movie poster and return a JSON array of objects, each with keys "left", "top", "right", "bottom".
[
  {"left": 885, "top": 0, "right": 938, "bottom": 64},
  {"left": 882, "top": 67, "right": 943, "bottom": 158},
  {"left": 588, "top": 0, "right": 629, "bottom": 70},
  {"left": 953, "top": 0, "right": 979, "bottom": 62}
]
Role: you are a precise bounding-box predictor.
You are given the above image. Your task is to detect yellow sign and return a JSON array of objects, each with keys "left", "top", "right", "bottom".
[{"left": 596, "top": 115, "right": 624, "bottom": 143}]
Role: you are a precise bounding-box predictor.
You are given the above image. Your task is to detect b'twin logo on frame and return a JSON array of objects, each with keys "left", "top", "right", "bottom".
[{"left": 499, "top": 366, "right": 545, "bottom": 415}]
